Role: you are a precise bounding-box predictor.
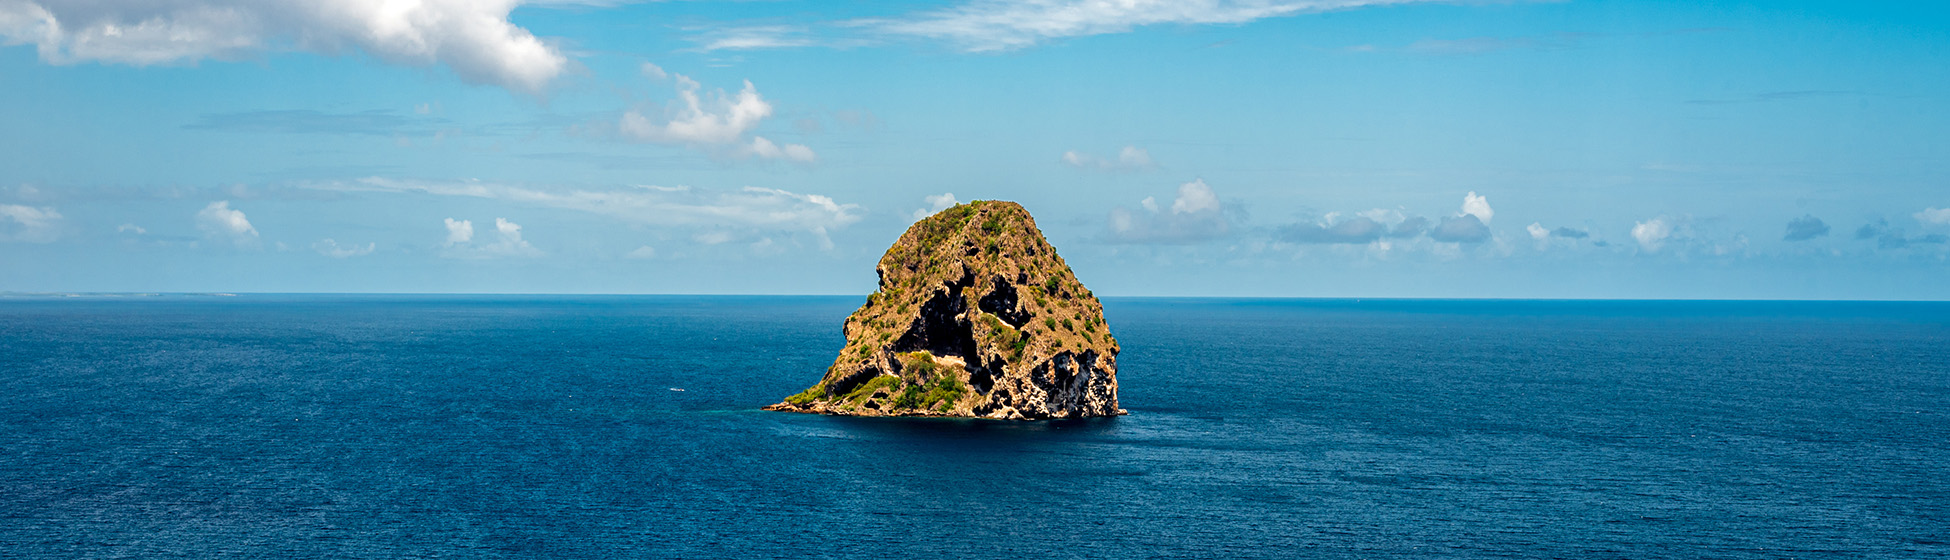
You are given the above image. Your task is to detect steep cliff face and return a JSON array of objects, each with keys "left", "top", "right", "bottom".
[{"left": 764, "top": 200, "right": 1124, "bottom": 420}]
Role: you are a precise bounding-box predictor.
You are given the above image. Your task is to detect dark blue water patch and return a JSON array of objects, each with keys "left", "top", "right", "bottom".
[{"left": 1, "top": 295, "right": 1947, "bottom": 558}]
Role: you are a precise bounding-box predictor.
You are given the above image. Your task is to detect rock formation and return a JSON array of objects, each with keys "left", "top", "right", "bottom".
[{"left": 764, "top": 200, "right": 1124, "bottom": 420}]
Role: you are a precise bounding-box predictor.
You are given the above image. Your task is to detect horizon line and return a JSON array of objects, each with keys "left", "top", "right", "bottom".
[{"left": 2, "top": 292, "right": 1947, "bottom": 304}]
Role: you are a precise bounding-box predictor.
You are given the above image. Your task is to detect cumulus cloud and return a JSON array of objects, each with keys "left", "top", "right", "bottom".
[
  {"left": 868, "top": 0, "right": 1447, "bottom": 52},
  {"left": 1279, "top": 212, "right": 1423, "bottom": 244},
  {"left": 626, "top": 245, "right": 656, "bottom": 259},
  {"left": 313, "top": 238, "right": 375, "bottom": 258},
  {"left": 440, "top": 216, "right": 539, "bottom": 258},
  {"left": 1422, "top": 191, "right": 1492, "bottom": 243},
  {"left": 639, "top": 61, "right": 667, "bottom": 80},
  {"left": 1854, "top": 220, "right": 1885, "bottom": 240},
  {"left": 1918, "top": 207, "right": 1950, "bottom": 226},
  {"left": 340, "top": 179, "right": 863, "bottom": 235},
  {"left": 1461, "top": 191, "right": 1492, "bottom": 223},
  {"left": 1624, "top": 214, "right": 1752, "bottom": 257},
  {"left": 618, "top": 74, "right": 813, "bottom": 163},
  {"left": 0, "top": 204, "right": 61, "bottom": 242},
  {"left": 1106, "top": 179, "right": 1229, "bottom": 244},
  {"left": 1856, "top": 218, "right": 1946, "bottom": 250},
  {"left": 0, "top": 0, "right": 571, "bottom": 94},
  {"left": 1527, "top": 222, "right": 1594, "bottom": 249},
  {"left": 443, "top": 217, "right": 473, "bottom": 245},
  {"left": 1429, "top": 214, "right": 1489, "bottom": 243},
  {"left": 1388, "top": 215, "right": 1429, "bottom": 238},
  {"left": 1277, "top": 194, "right": 1498, "bottom": 248},
  {"left": 912, "top": 192, "right": 959, "bottom": 221},
  {"left": 1632, "top": 217, "right": 1674, "bottom": 252},
  {"left": 1061, "top": 145, "right": 1155, "bottom": 172},
  {"left": 195, "top": 200, "right": 257, "bottom": 246},
  {"left": 1281, "top": 216, "right": 1380, "bottom": 244},
  {"left": 1783, "top": 214, "right": 1829, "bottom": 241}
]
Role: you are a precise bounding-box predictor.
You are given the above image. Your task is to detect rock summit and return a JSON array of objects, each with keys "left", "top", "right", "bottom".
[{"left": 764, "top": 200, "right": 1124, "bottom": 420}]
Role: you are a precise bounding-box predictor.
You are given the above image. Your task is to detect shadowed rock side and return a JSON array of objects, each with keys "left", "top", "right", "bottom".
[{"left": 764, "top": 200, "right": 1125, "bottom": 420}]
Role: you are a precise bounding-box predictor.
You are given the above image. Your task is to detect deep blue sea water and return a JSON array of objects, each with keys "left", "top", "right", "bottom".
[{"left": 2, "top": 296, "right": 1947, "bottom": 559}]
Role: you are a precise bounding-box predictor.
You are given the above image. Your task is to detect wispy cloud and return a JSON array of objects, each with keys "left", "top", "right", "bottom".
[
  {"left": 688, "top": 25, "right": 824, "bottom": 51},
  {"left": 1062, "top": 146, "right": 1156, "bottom": 172},
  {"left": 912, "top": 193, "right": 960, "bottom": 221},
  {"left": 333, "top": 178, "right": 863, "bottom": 233},
  {"left": 1404, "top": 33, "right": 1594, "bottom": 55},
  {"left": 1356, "top": 28, "right": 1728, "bottom": 56},
  {"left": 0, "top": 204, "right": 62, "bottom": 243},
  {"left": 1916, "top": 207, "right": 1950, "bottom": 226},
  {"left": 313, "top": 238, "right": 376, "bottom": 258},
  {"left": 1687, "top": 90, "right": 1856, "bottom": 106},
  {"left": 861, "top": 0, "right": 1446, "bottom": 52},
  {"left": 184, "top": 110, "right": 450, "bottom": 136}
]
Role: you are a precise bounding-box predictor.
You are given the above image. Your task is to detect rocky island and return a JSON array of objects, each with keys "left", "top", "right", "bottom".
[{"left": 764, "top": 200, "right": 1124, "bottom": 420}]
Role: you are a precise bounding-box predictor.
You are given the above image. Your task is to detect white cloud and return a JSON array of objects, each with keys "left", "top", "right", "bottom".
[
  {"left": 618, "top": 74, "right": 814, "bottom": 162},
  {"left": 313, "top": 238, "right": 375, "bottom": 258},
  {"left": 491, "top": 217, "right": 535, "bottom": 254},
  {"left": 1461, "top": 191, "right": 1493, "bottom": 223},
  {"left": 1061, "top": 145, "right": 1155, "bottom": 172},
  {"left": 639, "top": 61, "right": 666, "bottom": 80},
  {"left": 443, "top": 217, "right": 474, "bottom": 245},
  {"left": 1171, "top": 179, "right": 1220, "bottom": 214},
  {"left": 689, "top": 25, "right": 820, "bottom": 51},
  {"left": 868, "top": 0, "right": 1444, "bottom": 52},
  {"left": 440, "top": 216, "right": 539, "bottom": 258},
  {"left": 195, "top": 200, "right": 257, "bottom": 245},
  {"left": 749, "top": 136, "right": 817, "bottom": 163},
  {"left": 0, "top": 204, "right": 61, "bottom": 242},
  {"left": 626, "top": 245, "right": 657, "bottom": 259},
  {"left": 912, "top": 192, "right": 959, "bottom": 220},
  {"left": 1106, "top": 178, "right": 1229, "bottom": 244},
  {"left": 342, "top": 178, "right": 863, "bottom": 233},
  {"left": 1917, "top": 207, "right": 1950, "bottom": 226},
  {"left": 1527, "top": 222, "right": 1548, "bottom": 240},
  {"left": 1632, "top": 217, "right": 1673, "bottom": 252},
  {"left": 693, "top": 231, "right": 735, "bottom": 245},
  {"left": 812, "top": 226, "right": 834, "bottom": 251},
  {"left": 116, "top": 223, "right": 146, "bottom": 235},
  {"left": 0, "top": 0, "right": 571, "bottom": 94},
  {"left": 1429, "top": 214, "right": 1489, "bottom": 243}
]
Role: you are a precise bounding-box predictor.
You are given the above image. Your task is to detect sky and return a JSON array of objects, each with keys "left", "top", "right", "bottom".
[{"left": 0, "top": 0, "right": 1946, "bottom": 298}]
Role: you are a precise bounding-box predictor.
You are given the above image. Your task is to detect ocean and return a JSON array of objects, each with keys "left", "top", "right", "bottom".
[{"left": 1, "top": 296, "right": 1946, "bottom": 558}]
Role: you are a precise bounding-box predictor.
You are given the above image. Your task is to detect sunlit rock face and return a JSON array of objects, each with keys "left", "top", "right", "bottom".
[{"left": 763, "top": 200, "right": 1124, "bottom": 420}]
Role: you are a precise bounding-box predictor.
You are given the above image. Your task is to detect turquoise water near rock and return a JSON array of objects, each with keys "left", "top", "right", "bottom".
[{"left": 2, "top": 295, "right": 1946, "bottom": 558}]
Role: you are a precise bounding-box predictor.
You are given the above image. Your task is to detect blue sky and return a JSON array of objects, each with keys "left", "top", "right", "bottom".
[{"left": 1, "top": 0, "right": 1946, "bottom": 298}]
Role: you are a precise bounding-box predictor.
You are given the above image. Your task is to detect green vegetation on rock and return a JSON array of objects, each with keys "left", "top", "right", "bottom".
[{"left": 763, "top": 200, "right": 1124, "bottom": 420}]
